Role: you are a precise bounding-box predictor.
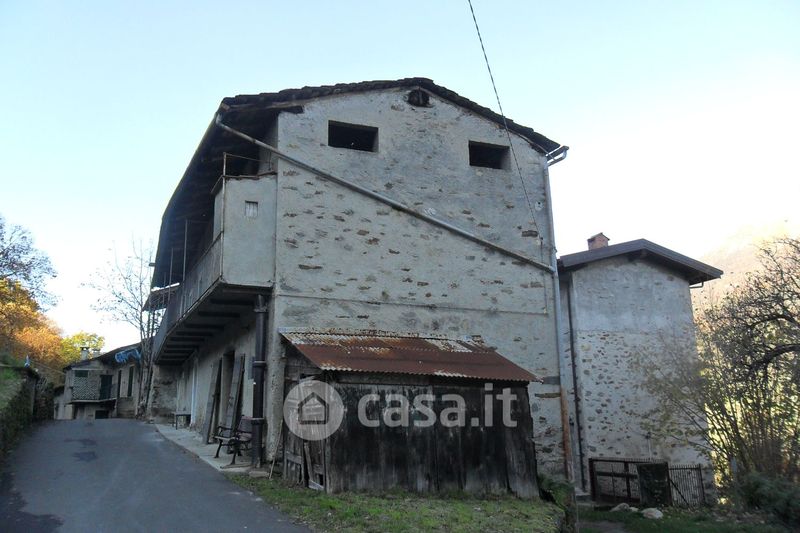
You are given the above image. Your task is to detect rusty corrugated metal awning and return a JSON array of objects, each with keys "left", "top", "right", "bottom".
[{"left": 281, "top": 330, "right": 538, "bottom": 382}]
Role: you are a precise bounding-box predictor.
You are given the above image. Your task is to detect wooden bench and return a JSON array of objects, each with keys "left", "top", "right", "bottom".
[
  {"left": 173, "top": 411, "right": 191, "bottom": 429},
  {"left": 213, "top": 415, "right": 253, "bottom": 466}
]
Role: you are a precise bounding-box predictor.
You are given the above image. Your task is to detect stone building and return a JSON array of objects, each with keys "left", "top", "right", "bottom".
[
  {"left": 57, "top": 343, "right": 142, "bottom": 420},
  {"left": 145, "top": 78, "right": 723, "bottom": 497},
  {"left": 146, "top": 78, "right": 572, "bottom": 480},
  {"left": 558, "top": 235, "right": 722, "bottom": 494}
]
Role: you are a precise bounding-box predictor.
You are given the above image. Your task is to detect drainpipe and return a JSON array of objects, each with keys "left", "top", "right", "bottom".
[
  {"left": 565, "top": 274, "right": 587, "bottom": 491},
  {"left": 542, "top": 163, "right": 575, "bottom": 485},
  {"left": 251, "top": 294, "right": 268, "bottom": 468}
]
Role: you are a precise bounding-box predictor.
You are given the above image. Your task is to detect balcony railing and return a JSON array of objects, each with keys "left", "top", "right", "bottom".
[{"left": 152, "top": 235, "right": 223, "bottom": 358}]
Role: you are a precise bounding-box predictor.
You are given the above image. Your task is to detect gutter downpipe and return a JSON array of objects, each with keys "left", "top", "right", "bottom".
[
  {"left": 251, "top": 293, "right": 268, "bottom": 468},
  {"left": 565, "top": 274, "right": 587, "bottom": 491},
  {"left": 543, "top": 159, "right": 575, "bottom": 485},
  {"left": 214, "top": 114, "right": 554, "bottom": 275}
]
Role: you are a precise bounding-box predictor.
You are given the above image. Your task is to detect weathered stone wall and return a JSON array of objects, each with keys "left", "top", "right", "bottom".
[
  {"left": 0, "top": 367, "right": 37, "bottom": 455},
  {"left": 147, "top": 365, "right": 179, "bottom": 422},
  {"left": 173, "top": 316, "right": 256, "bottom": 432},
  {"left": 164, "top": 87, "right": 565, "bottom": 477},
  {"left": 270, "top": 88, "right": 552, "bottom": 262},
  {"left": 562, "top": 256, "right": 709, "bottom": 487},
  {"left": 256, "top": 89, "right": 564, "bottom": 475}
]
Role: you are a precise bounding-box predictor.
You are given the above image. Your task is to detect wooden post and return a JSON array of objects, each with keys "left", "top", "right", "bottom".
[
  {"left": 201, "top": 360, "right": 221, "bottom": 443},
  {"left": 222, "top": 355, "right": 245, "bottom": 430}
]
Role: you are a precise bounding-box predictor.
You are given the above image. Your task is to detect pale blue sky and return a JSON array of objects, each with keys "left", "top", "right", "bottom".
[{"left": 1, "top": 1, "right": 798, "bottom": 347}]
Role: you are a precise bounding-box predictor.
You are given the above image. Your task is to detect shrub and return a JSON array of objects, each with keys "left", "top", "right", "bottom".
[
  {"left": 737, "top": 472, "right": 800, "bottom": 527},
  {"left": 538, "top": 475, "right": 576, "bottom": 532}
]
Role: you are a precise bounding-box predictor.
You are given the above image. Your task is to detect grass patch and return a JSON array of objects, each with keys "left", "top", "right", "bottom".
[
  {"left": 578, "top": 508, "right": 790, "bottom": 533},
  {"left": 0, "top": 367, "right": 29, "bottom": 456},
  {"left": 0, "top": 367, "right": 23, "bottom": 412},
  {"left": 229, "top": 474, "right": 564, "bottom": 532}
]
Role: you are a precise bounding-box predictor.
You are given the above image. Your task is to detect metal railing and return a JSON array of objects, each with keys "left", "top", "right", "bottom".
[
  {"left": 668, "top": 463, "right": 706, "bottom": 507},
  {"left": 151, "top": 235, "right": 223, "bottom": 358},
  {"left": 588, "top": 457, "right": 707, "bottom": 507}
]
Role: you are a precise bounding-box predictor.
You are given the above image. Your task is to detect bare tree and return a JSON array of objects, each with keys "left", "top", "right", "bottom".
[
  {"left": 0, "top": 214, "right": 55, "bottom": 304},
  {"left": 636, "top": 237, "right": 800, "bottom": 488},
  {"left": 708, "top": 238, "right": 800, "bottom": 373},
  {"left": 87, "top": 240, "right": 162, "bottom": 417}
]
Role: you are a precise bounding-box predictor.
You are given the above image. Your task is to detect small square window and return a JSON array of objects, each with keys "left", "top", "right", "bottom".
[
  {"left": 74, "top": 370, "right": 88, "bottom": 378},
  {"left": 245, "top": 201, "right": 258, "bottom": 218},
  {"left": 469, "top": 141, "right": 510, "bottom": 170},
  {"left": 328, "top": 121, "right": 378, "bottom": 152}
]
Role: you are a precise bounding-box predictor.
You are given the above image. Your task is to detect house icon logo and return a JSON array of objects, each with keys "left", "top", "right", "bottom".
[
  {"left": 298, "top": 392, "right": 328, "bottom": 425},
  {"left": 283, "top": 380, "right": 344, "bottom": 440}
]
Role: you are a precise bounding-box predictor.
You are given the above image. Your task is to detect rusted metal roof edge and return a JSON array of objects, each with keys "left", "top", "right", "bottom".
[
  {"left": 280, "top": 330, "right": 540, "bottom": 383},
  {"left": 315, "top": 365, "right": 530, "bottom": 383}
]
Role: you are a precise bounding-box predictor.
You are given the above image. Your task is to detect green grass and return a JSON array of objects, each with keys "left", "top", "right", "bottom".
[
  {"left": 578, "top": 508, "right": 790, "bottom": 533},
  {"left": 0, "top": 367, "right": 23, "bottom": 412},
  {"left": 228, "top": 475, "right": 564, "bottom": 532}
]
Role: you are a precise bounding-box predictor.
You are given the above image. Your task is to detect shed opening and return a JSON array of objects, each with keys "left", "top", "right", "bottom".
[
  {"left": 469, "top": 141, "right": 509, "bottom": 170},
  {"left": 328, "top": 121, "right": 378, "bottom": 152}
]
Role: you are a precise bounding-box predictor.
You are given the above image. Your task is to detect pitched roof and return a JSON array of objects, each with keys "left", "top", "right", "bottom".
[
  {"left": 65, "top": 342, "right": 141, "bottom": 370},
  {"left": 558, "top": 239, "right": 723, "bottom": 284},
  {"left": 152, "top": 79, "right": 563, "bottom": 287},
  {"left": 221, "top": 78, "right": 561, "bottom": 154},
  {"left": 281, "top": 330, "right": 539, "bottom": 383}
]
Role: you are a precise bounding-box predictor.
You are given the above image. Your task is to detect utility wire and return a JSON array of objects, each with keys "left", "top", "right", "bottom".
[{"left": 466, "top": 0, "right": 541, "bottom": 235}]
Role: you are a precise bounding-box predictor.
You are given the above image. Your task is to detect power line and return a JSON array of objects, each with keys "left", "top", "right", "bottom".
[{"left": 466, "top": 0, "right": 541, "bottom": 235}]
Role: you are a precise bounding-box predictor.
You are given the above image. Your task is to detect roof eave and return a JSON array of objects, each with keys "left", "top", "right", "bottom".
[
  {"left": 221, "top": 77, "right": 562, "bottom": 155},
  {"left": 558, "top": 239, "right": 723, "bottom": 283}
]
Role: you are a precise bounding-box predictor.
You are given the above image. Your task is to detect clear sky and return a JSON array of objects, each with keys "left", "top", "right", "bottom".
[{"left": 1, "top": 1, "right": 798, "bottom": 348}]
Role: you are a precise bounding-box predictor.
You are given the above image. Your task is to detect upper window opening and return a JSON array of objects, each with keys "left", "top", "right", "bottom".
[
  {"left": 74, "top": 370, "right": 88, "bottom": 378},
  {"left": 245, "top": 201, "right": 258, "bottom": 219},
  {"left": 328, "top": 121, "right": 378, "bottom": 152},
  {"left": 469, "top": 141, "right": 509, "bottom": 170},
  {"left": 407, "top": 89, "right": 430, "bottom": 107}
]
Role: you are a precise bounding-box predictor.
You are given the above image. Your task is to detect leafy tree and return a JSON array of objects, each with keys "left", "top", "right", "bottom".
[
  {"left": 0, "top": 278, "right": 40, "bottom": 348},
  {"left": 60, "top": 332, "right": 105, "bottom": 364},
  {"left": 16, "top": 318, "right": 62, "bottom": 364},
  {"left": 0, "top": 215, "right": 58, "bottom": 367}
]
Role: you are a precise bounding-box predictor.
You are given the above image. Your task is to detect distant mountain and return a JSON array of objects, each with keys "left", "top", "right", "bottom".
[{"left": 693, "top": 219, "right": 799, "bottom": 307}]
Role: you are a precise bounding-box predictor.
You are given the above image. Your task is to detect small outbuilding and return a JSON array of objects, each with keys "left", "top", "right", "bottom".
[
  {"left": 61, "top": 343, "right": 142, "bottom": 420},
  {"left": 281, "top": 330, "right": 542, "bottom": 498}
]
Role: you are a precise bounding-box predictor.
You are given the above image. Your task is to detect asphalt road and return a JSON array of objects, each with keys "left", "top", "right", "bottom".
[{"left": 0, "top": 419, "right": 309, "bottom": 532}]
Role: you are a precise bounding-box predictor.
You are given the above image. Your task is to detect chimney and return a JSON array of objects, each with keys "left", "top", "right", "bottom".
[
  {"left": 80, "top": 346, "right": 90, "bottom": 360},
  {"left": 587, "top": 233, "right": 609, "bottom": 250}
]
